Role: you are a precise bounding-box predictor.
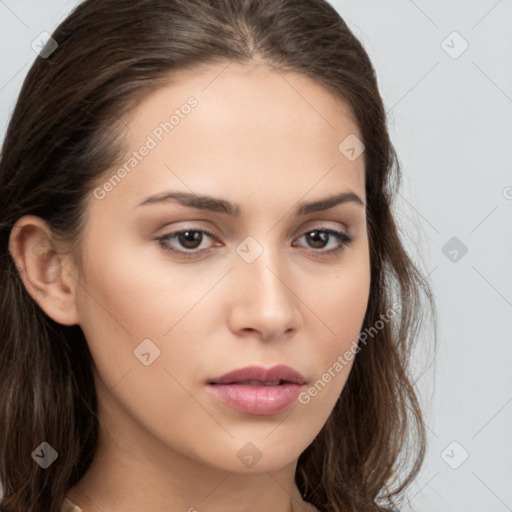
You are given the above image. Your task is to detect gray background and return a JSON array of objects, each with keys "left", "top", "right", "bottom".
[{"left": 1, "top": 1, "right": 511, "bottom": 510}]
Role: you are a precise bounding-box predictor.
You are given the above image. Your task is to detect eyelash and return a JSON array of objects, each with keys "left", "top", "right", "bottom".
[{"left": 156, "top": 227, "right": 354, "bottom": 260}]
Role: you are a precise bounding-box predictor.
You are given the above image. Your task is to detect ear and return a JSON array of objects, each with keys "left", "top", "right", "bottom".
[{"left": 8, "top": 215, "right": 80, "bottom": 326}]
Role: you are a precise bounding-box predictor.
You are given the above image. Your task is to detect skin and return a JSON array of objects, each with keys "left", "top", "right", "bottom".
[{"left": 9, "top": 61, "right": 370, "bottom": 512}]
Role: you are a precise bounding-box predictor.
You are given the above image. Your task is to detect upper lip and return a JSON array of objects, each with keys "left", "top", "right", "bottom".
[{"left": 208, "top": 365, "right": 306, "bottom": 385}]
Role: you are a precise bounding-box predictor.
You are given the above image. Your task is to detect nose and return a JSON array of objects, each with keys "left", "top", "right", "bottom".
[{"left": 227, "top": 245, "right": 303, "bottom": 342}]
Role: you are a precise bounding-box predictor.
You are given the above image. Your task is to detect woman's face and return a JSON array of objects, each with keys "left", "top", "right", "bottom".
[{"left": 74, "top": 61, "right": 370, "bottom": 473}]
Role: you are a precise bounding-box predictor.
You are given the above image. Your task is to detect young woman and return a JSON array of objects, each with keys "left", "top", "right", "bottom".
[{"left": 0, "top": 1, "right": 436, "bottom": 511}]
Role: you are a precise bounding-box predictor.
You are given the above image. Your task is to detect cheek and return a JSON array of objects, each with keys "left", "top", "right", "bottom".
[
  {"left": 74, "top": 242, "right": 215, "bottom": 436},
  {"left": 306, "top": 250, "right": 371, "bottom": 397},
  {"left": 296, "top": 281, "right": 369, "bottom": 440},
  {"left": 322, "top": 249, "right": 371, "bottom": 340},
  {"left": 75, "top": 228, "right": 211, "bottom": 339},
  {"left": 74, "top": 230, "right": 223, "bottom": 395}
]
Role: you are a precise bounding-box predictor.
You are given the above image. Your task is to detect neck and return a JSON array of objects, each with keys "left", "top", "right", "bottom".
[{"left": 65, "top": 376, "right": 315, "bottom": 512}]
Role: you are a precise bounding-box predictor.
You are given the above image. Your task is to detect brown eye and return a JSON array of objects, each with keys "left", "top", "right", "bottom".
[
  {"left": 156, "top": 226, "right": 354, "bottom": 260},
  {"left": 175, "top": 230, "right": 204, "bottom": 250},
  {"left": 156, "top": 228, "right": 219, "bottom": 259},
  {"left": 305, "top": 230, "right": 330, "bottom": 249},
  {"left": 294, "top": 228, "right": 354, "bottom": 255}
]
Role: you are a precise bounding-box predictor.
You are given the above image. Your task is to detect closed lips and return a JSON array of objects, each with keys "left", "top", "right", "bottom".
[
  {"left": 233, "top": 380, "right": 283, "bottom": 386},
  {"left": 207, "top": 364, "right": 306, "bottom": 386},
  {"left": 206, "top": 365, "right": 306, "bottom": 415}
]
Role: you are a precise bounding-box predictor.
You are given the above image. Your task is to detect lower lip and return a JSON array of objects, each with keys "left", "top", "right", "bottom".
[{"left": 206, "top": 383, "right": 303, "bottom": 415}]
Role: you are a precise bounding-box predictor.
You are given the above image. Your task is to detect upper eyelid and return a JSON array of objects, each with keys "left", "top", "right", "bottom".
[
  {"left": 161, "top": 223, "right": 347, "bottom": 236},
  {"left": 157, "top": 218, "right": 350, "bottom": 237}
]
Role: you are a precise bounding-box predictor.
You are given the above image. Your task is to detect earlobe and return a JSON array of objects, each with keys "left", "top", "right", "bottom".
[{"left": 8, "top": 215, "right": 80, "bottom": 326}]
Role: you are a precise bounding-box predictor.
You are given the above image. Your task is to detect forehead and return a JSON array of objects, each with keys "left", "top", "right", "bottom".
[{"left": 94, "top": 61, "right": 366, "bottom": 212}]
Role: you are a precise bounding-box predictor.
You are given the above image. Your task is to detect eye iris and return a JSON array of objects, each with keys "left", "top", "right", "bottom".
[
  {"left": 307, "top": 230, "right": 328, "bottom": 249},
  {"left": 179, "top": 230, "right": 202, "bottom": 249}
]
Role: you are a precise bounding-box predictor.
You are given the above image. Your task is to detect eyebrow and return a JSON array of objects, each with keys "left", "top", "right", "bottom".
[{"left": 136, "top": 190, "right": 365, "bottom": 215}]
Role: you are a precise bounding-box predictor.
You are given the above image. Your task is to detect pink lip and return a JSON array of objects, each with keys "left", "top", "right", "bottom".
[{"left": 206, "top": 365, "right": 306, "bottom": 416}]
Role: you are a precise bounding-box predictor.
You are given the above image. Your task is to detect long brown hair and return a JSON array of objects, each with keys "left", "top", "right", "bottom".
[{"left": 0, "top": 1, "right": 436, "bottom": 511}]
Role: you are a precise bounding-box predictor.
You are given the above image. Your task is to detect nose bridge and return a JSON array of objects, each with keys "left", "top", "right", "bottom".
[{"left": 230, "top": 233, "right": 300, "bottom": 338}]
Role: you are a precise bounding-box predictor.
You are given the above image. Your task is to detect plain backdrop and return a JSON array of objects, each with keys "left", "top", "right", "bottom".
[{"left": 1, "top": 1, "right": 512, "bottom": 510}]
